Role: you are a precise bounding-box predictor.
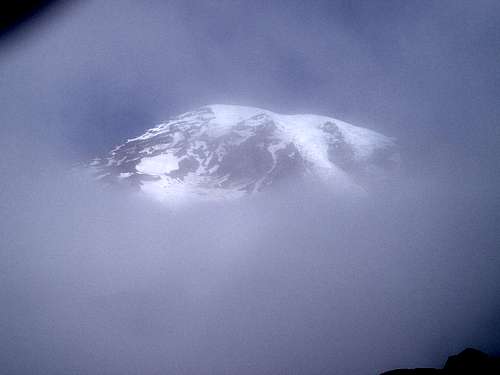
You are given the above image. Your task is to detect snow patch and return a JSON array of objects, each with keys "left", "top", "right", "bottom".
[{"left": 136, "top": 153, "right": 180, "bottom": 176}]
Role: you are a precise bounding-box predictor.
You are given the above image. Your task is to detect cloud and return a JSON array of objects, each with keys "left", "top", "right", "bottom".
[{"left": 1, "top": 159, "right": 499, "bottom": 374}]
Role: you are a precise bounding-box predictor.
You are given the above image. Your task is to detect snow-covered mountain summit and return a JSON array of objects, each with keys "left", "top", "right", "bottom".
[{"left": 91, "top": 105, "right": 399, "bottom": 202}]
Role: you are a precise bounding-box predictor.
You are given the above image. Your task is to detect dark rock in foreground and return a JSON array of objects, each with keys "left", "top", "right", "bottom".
[{"left": 380, "top": 348, "right": 500, "bottom": 375}]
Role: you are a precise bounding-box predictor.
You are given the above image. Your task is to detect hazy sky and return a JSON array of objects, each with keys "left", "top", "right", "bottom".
[
  {"left": 1, "top": 1, "right": 500, "bottom": 374},
  {"left": 1, "top": 1, "right": 499, "bottom": 167}
]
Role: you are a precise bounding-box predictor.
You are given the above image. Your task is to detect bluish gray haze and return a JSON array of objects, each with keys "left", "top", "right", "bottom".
[{"left": 1, "top": 1, "right": 499, "bottom": 374}]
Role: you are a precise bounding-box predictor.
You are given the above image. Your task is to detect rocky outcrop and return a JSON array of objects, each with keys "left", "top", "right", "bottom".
[{"left": 380, "top": 348, "right": 500, "bottom": 375}]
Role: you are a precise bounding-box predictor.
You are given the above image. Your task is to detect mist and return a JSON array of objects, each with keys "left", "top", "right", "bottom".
[{"left": 1, "top": 1, "right": 500, "bottom": 374}]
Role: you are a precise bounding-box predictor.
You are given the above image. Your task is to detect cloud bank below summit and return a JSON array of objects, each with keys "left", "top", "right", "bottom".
[{"left": 2, "top": 163, "right": 500, "bottom": 375}]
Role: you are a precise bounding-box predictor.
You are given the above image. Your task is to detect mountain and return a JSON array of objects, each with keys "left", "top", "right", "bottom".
[{"left": 90, "top": 104, "right": 399, "bottom": 203}]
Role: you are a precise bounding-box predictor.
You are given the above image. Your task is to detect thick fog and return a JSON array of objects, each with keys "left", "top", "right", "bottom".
[{"left": 1, "top": 1, "right": 500, "bottom": 374}]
